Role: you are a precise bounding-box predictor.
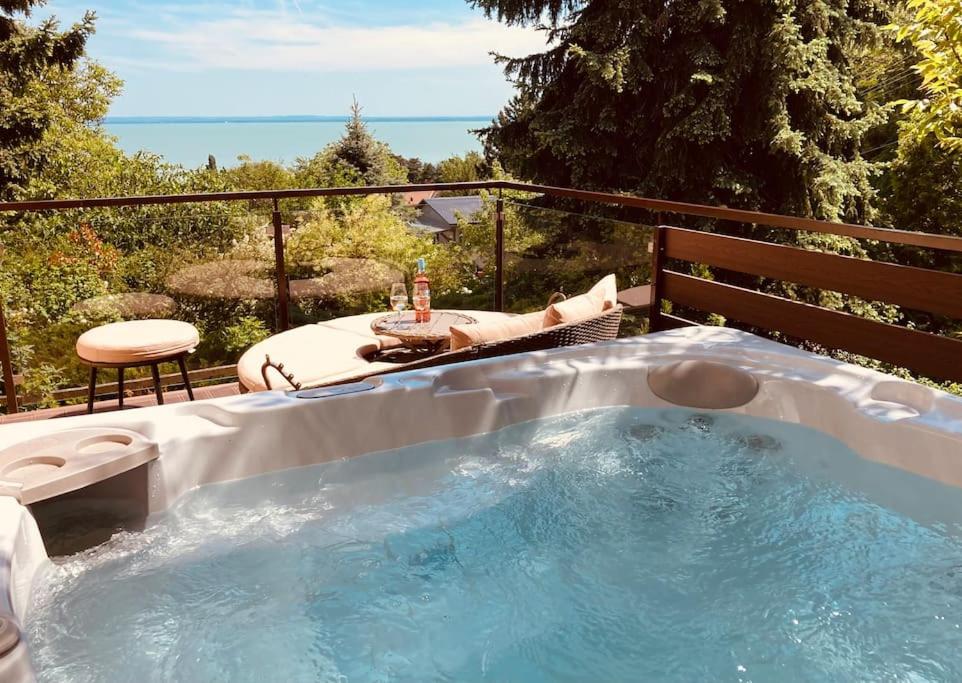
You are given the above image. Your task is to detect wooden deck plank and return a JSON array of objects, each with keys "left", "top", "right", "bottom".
[{"left": 0, "top": 383, "right": 241, "bottom": 424}]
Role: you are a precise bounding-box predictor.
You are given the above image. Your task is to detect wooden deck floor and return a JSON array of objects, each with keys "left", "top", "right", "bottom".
[{"left": 0, "top": 382, "right": 241, "bottom": 424}]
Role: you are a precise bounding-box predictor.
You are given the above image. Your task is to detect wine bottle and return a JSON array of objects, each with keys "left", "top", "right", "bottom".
[{"left": 413, "top": 258, "right": 431, "bottom": 323}]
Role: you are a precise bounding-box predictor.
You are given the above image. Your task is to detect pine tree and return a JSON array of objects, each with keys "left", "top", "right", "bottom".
[
  {"left": 329, "top": 98, "right": 392, "bottom": 186},
  {"left": 472, "top": 0, "right": 891, "bottom": 222},
  {"left": 1, "top": 1, "right": 95, "bottom": 199}
]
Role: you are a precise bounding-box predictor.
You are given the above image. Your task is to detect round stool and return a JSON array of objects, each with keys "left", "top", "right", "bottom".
[{"left": 76, "top": 320, "right": 200, "bottom": 413}]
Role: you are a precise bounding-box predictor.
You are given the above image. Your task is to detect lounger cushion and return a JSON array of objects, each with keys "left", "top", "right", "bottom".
[
  {"left": 449, "top": 311, "right": 545, "bottom": 351},
  {"left": 238, "top": 325, "right": 382, "bottom": 392},
  {"left": 76, "top": 320, "right": 199, "bottom": 365},
  {"left": 590, "top": 274, "right": 618, "bottom": 310},
  {"left": 315, "top": 314, "right": 403, "bottom": 350},
  {"left": 543, "top": 287, "right": 605, "bottom": 328},
  {"left": 543, "top": 274, "right": 617, "bottom": 327}
]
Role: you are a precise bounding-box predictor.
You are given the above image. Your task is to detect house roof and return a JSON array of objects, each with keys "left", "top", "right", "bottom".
[
  {"left": 400, "top": 190, "right": 437, "bottom": 207},
  {"left": 419, "top": 196, "right": 483, "bottom": 226}
]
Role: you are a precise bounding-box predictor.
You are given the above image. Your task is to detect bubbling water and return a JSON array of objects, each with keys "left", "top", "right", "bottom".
[{"left": 25, "top": 407, "right": 962, "bottom": 682}]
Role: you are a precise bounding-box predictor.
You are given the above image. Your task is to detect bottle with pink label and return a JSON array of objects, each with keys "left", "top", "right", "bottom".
[{"left": 413, "top": 257, "right": 431, "bottom": 323}]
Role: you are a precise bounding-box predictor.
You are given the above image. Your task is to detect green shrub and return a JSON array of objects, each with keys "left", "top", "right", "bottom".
[{"left": 222, "top": 316, "right": 271, "bottom": 355}]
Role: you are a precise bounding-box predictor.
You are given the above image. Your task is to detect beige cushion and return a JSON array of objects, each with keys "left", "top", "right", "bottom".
[
  {"left": 315, "top": 313, "right": 403, "bottom": 350},
  {"left": 543, "top": 274, "right": 617, "bottom": 327},
  {"left": 237, "top": 310, "right": 524, "bottom": 392},
  {"left": 237, "top": 325, "right": 380, "bottom": 392},
  {"left": 590, "top": 274, "right": 618, "bottom": 310},
  {"left": 543, "top": 287, "right": 605, "bottom": 328},
  {"left": 449, "top": 311, "right": 545, "bottom": 351},
  {"left": 76, "top": 320, "right": 199, "bottom": 365}
]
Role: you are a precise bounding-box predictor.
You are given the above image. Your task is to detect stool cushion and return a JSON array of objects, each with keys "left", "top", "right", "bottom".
[{"left": 76, "top": 320, "right": 200, "bottom": 365}]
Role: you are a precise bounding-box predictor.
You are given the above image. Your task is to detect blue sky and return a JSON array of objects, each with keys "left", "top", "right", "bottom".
[{"left": 36, "top": 0, "right": 546, "bottom": 117}]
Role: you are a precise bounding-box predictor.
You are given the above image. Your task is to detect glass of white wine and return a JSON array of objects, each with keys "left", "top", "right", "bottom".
[{"left": 389, "top": 282, "right": 408, "bottom": 328}]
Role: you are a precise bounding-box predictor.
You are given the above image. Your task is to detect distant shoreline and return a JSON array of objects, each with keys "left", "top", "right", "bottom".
[
  {"left": 103, "top": 117, "right": 487, "bottom": 165},
  {"left": 104, "top": 115, "right": 493, "bottom": 125}
]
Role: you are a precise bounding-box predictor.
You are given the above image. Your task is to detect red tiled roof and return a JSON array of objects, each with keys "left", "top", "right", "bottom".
[{"left": 400, "top": 190, "right": 437, "bottom": 206}]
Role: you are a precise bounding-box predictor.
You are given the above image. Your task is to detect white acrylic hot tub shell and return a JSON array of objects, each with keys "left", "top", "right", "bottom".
[{"left": 3, "top": 326, "right": 962, "bottom": 681}]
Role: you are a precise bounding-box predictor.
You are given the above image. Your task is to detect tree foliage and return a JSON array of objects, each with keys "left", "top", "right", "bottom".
[
  {"left": 437, "top": 151, "right": 488, "bottom": 183},
  {"left": 221, "top": 155, "right": 294, "bottom": 192},
  {"left": 890, "top": 0, "right": 962, "bottom": 151},
  {"left": 0, "top": 0, "right": 95, "bottom": 199},
  {"left": 295, "top": 99, "right": 407, "bottom": 190},
  {"left": 471, "top": 0, "right": 890, "bottom": 222}
]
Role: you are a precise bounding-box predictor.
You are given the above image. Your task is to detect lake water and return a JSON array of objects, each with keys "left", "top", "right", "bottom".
[{"left": 103, "top": 117, "right": 489, "bottom": 168}]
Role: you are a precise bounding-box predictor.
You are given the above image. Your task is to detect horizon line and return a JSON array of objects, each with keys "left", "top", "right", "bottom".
[{"left": 104, "top": 115, "right": 495, "bottom": 124}]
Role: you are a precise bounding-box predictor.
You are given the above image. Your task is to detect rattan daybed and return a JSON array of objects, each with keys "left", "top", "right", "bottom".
[{"left": 260, "top": 305, "right": 624, "bottom": 392}]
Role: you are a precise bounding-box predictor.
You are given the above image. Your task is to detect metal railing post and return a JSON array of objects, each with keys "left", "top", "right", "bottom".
[
  {"left": 272, "top": 198, "right": 290, "bottom": 331},
  {"left": 0, "top": 298, "right": 18, "bottom": 414},
  {"left": 495, "top": 191, "right": 505, "bottom": 312},
  {"left": 648, "top": 226, "right": 667, "bottom": 333}
]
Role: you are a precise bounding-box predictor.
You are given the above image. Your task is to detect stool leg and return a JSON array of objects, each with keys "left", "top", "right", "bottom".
[
  {"left": 177, "top": 355, "right": 195, "bottom": 401},
  {"left": 117, "top": 367, "right": 125, "bottom": 410},
  {"left": 150, "top": 363, "right": 164, "bottom": 405},
  {"left": 87, "top": 366, "right": 98, "bottom": 414}
]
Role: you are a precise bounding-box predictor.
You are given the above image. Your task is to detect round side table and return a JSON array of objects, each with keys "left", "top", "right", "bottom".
[{"left": 371, "top": 310, "right": 478, "bottom": 352}]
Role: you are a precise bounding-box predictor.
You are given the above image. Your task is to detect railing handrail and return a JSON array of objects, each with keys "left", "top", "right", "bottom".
[
  {"left": 2, "top": 177, "right": 962, "bottom": 414},
  {"left": 3, "top": 179, "right": 961, "bottom": 254},
  {"left": 501, "top": 182, "right": 962, "bottom": 253},
  {"left": 0, "top": 181, "right": 498, "bottom": 212}
]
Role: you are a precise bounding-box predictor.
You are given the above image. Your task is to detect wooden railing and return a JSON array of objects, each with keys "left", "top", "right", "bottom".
[
  {"left": 2, "top": 180, "right": 962, "bottom": 412},
  {"left": 649, "top": 226, "right": 962, "bottom": 383}
]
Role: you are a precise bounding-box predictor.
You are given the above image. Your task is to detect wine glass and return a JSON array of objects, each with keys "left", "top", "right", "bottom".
[{"left": 390, "top": 282, "right": 408, "bottom": 327}]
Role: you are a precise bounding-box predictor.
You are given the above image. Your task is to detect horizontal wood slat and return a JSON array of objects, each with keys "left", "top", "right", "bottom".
[
  {"left": 663, "top": 227, "right": 962, "bottom": 319},
  {"left": 662, "top": 271, "right": 962, "bottom": 383}
]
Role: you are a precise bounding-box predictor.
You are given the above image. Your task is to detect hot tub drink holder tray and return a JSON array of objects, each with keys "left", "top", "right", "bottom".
[{"left": 0, "top": 428, "right": 157, "bottom": 505}]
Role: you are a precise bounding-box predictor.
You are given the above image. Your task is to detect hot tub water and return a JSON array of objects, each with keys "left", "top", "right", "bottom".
[{"left": 25, "top": 407, "right": 962, "bottom": 681}]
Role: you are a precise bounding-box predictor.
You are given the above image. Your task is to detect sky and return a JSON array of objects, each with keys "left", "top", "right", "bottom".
[{"left": 35, "top": 0, "right": 547, "bottom": 117}]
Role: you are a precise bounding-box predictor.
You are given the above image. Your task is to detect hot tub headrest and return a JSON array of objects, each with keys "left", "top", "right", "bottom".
[{"left": 648, "top": 360, "right": 759, "bottom": 409}]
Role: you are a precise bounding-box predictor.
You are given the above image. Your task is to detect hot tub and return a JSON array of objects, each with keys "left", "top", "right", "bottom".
[{"left": 3, "top": 326, "right": 962, "bottom": 681}]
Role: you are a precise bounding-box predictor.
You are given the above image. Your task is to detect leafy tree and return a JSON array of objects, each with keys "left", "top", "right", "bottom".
[
  {"left": 395, "top": 155, "right": 439, "bottom": 183},
  {"left": 876, "top": 0, "right": 962, "bottom": 278},
  {"left": 286, "top": 196, "right": 463, "bottom": 291},
  {"left": 851, "top": 4, "right": 920, "bottom": 165},
  {"left": 0, "top": 0, "right": 95, "bottom": 199},
  {"left": 472, "top": 0, "right": 890, "bottom": 222},
  {"left": 437, "top": 151, "right": 488, "bottom": 183},
  {"left": 890, "top": 0, "right": 962, "bottom": 151},
  {"left": 221, "top": 155, "right": 294, "bottom": 192}
]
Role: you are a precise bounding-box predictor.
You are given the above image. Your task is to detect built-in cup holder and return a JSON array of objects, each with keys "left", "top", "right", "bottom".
[
  {"left": 75, "top": 434, "right": 134, "bottom": 455},
  {"left": 0, "top": 427, "right": 158, "bottom": 505},
  {"left": 1, "top": 456, "right": 66, "bottom": 480}
]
